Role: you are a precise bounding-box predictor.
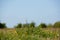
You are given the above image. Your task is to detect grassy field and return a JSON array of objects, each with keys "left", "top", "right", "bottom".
[{"left": 0, "top": 28, "right": 60, "bottom": 40}]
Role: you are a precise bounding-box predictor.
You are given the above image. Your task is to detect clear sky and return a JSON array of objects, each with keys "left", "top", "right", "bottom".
[{"left": 0, "top": 0, "right": 60, "bottom": 28}]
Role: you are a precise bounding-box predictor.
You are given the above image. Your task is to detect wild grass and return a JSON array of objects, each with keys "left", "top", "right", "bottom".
[{"left": 0, "top": 28, "right": 60, "bottom": 40}]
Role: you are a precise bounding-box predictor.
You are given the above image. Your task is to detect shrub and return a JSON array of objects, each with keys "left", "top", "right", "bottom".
[
  {"left": 38, "top": 23, "right": 47, "bottom": 28},
  {"left": 15, "top": 23, "right": 22, "bottom": 28},
  {"left": 29, "top": 22, "right": 35, "bottom": 28},
  {"left": 53, "top": 21, "right": 60, "bottom": 28},
  {"left": 0, "top": 23, "right": 7, "bottom": 28}
]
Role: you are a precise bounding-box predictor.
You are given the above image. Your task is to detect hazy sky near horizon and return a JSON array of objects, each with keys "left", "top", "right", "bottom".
[{"left": 0, "top": 0, "right": 60, "bottom": 28}]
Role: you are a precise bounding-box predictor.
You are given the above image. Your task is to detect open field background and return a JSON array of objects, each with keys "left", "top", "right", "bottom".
[{"left": 0, "top": 28, "right": 60, "bottom": 40}]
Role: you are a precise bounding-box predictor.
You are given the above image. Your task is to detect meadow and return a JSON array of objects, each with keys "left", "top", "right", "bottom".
[{"left": 0, "top": 28, "right": 60, "bottom": 40}]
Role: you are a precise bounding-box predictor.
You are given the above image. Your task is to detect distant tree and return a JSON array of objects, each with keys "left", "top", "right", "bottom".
[
  {"left": 15, "top": 23, "right": 22, "bottom": 28},
  {"left": 38, "top": 23, "right": 47, "bottom": 28},
  {"left": 22, "top": 23, "right": 29, "bottom": 28},
  {"left": 0, "top": 23, "right": 7, "bottom": 28},
  {"left": 53, "top": 21, "right": 60, "bottom": 28},
  {"left": 29, "top": 22, "right": 35, "bottom": 28},
  {"left": 47, "top": 24, "right": 53, "bottom": 28}
]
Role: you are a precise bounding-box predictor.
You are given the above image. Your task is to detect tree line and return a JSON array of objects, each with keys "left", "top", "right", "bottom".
[{"left": 0, "top": 21, "right": 60, "bottom": 28}]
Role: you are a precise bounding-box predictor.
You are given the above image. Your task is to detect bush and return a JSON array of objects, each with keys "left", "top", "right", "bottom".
[
  {"left": 15, "top": 23, "right": 22, "bottom": 28},
  {"left": 38, "top": 23, "right": 47, "bottom": 28},
  {"left": 22, "top": 23, "right": 29, "bottom": 28},
  {"left": 29, "top": 22, "right": 35, "bottom": 28},
  {"left": 0, "top": 23, "right": 7, "bottom": 28},
  {"left": 53, "top": 21, "right": 60, "bottom": 28}
]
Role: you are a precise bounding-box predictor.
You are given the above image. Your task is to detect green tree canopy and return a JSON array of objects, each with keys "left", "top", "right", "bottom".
[
  {"left": 38, "top": 23, "right": 47, "bottom": 28},
  {"left": 0, "top": 23, "right": 7, "bottom": 28},
  {"left": 29, "top": 22, "right": 35, "bottom": 27},
  {"left": 53, "top": 21, "right": 60, "bottom": 28},
  {"left": 15, "top": 23, "right": 22, "bottom": 28},
  {"left": 22, "top": 23, "right": 29, "bottom": 28}
]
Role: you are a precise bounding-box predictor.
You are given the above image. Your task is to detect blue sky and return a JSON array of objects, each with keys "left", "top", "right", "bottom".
[{"left": 0, "top": 0, "right": 60, "bottom": 28}]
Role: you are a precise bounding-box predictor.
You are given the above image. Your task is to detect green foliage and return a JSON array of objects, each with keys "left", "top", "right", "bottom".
[
  {"left": 29, "top": 22, "right": 35, "bottom": 28},
  {"left": 0, "top": 28, "right": 60, "bottom": 40},
  {"left": 0, "top": 23, "right": 7, "bottom": 28},
  {"left": 53, "top": 21, "right": 60, "bottom": 28},
  {"left": 15, "top": 28, "right": 60, "bottom": 40},
  {"left": 15, "top": 21, "right": 60, "bottom": 28},
  {"left": 38, "top": 23, "right": 47, "bottom": 28},
  {"left": 23, "top": 23, "right": 29, "bottom": 28},
  {"left": 15, "top": 23, "right": 22, "bottom": 28}
]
